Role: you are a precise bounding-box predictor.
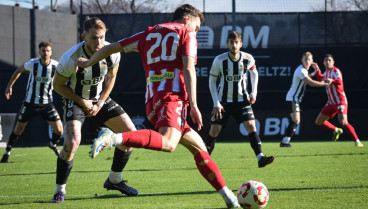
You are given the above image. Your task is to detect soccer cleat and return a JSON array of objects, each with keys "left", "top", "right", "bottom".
[
  {"left": 89, "top": 128, "right": 115, "bottom": 158},
  {"left": 280, "top": 142, "right": 292, "bottom": 148},
  {"left": 332, "top": 128, "right": 343, "bottom": 141},
  {"left": 51, "top": 192, "right": 65, "bottom": 203},
  {"left": 48, "top": 141, "right": 60, "bottom": 157},
  {"left": 355, "top": 141, "right": 364, "bottom": 147},
  {"left": 258, "top": 156, "right": 274, "bottom": 168},
  {"left": 225, "top": 195, "right": 241, "bottom": 208},
  {"left": 103, "top": 178, "right": 138, "bottom": 196},
  {"left": 1, "top": 154, "right": 9, "bottom": 163}
]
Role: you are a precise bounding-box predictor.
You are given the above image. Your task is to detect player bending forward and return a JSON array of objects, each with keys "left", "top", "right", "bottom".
[{"left": 75, "top": 4, "right": 241, "bottom": 208}]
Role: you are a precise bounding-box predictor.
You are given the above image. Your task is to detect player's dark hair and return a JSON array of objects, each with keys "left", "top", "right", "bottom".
[
  {"left": 227, "top": 31, "right": 242, "bottom": 42},
  {"left": 83, "top": 17, "right": 107, "bottom": 33},
  {"left": 324, "top": 54, "right": 334, "bottom": 60},
  {"left": 172, "top": 4, "right": 205, "bottom": 24},
  {"left": 38, "top": 41, "right": 52, "bottom": 49}
]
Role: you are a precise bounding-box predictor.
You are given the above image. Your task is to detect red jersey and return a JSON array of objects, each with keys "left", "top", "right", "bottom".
[
  {"left": 118, "top": 22, "right": 198, "bottom": 103},
  {"left": 316, "top": 66, "right": 348, "bottom": 105}
]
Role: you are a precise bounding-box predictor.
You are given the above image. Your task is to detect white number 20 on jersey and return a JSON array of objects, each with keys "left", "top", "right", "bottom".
[{"left": 146, "top": 32, "right": 179, "bottom": 64}]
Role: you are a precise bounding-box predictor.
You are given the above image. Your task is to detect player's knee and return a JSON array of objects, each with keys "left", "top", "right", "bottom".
[{"left": 164, "top": 141, "right": 178, "bottom": 152}]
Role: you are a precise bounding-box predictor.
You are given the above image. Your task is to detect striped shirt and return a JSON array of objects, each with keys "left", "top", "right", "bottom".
[
  {"left": 209, "top": 51, "right": 256, "bottom": 103},
  {"left": 56, "top": 42, "right": 120, "bottom": 100},
  {"left": 24, "top": 58, "right": 58, "bottom": 104},
  {"left": 286, "top": 64, "right": 309, "bottom": 103},
  {"left": 316, "top": 66, "right": 347, "bottom": 105}
]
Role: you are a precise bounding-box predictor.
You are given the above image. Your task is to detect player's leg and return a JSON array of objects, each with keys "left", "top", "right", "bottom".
[
  {"left": 315, "top": 105, "right": 343, "bottom": 141},
  {"left": 337, "top": 111, "right": 363, "bottom": 147},
  {"left": 52, "top": 100, "right": 83, "bottom": 203},
  {"left": 242, "top": 120, "right": 274, "bottom": 168},
  {"left": 43, "top": 103, "right": 63, "bottom": 153},
  {"left": 1, "top": 121, "right": 27, "bottom": 163},
  {"left": 281, "top": 101, "right": 300, "bottom": 147},
  {"left": 1, "top": 103, "right": 31, "bottom": 163},
  {"left": 237, "top": 103, "right": 274, "bottom": 168},
  {"left": 52, "top": 120, "right": 82, "bottom": 203},
  {"left": 180, "top": 130, "right": 240, "bottom": 208},
  {"left": 47, "top": 120, "right": 63, "bottom": 156},
  {"left": 102, "top": 111, "right": 138, "bottom": 196},
  {"left": 205, "top": 124, "right": 222, "bottom": 155}
]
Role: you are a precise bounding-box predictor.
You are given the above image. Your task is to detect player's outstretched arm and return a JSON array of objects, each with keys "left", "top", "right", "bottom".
[
  {"left": 74, "top": 42, "right": 123, "bottom": 70},
  {"left": 5, "top": 65, "right": 26, "bottom": 100}
]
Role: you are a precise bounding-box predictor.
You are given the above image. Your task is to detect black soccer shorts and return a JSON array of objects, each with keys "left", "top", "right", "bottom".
[
  {"left": 17, "top": 102, "right": 61, "bottom": 122},
  {"left": 210, "top": 101, "right": 255, "bottom": 127},
  {"left": 63, "top": 97, "right": 125, "bottom": 125}
]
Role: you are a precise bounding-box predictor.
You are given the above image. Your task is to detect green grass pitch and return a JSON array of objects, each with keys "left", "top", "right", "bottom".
[{"left": 0, "top": 141, "right": 367, "bottom": 208}]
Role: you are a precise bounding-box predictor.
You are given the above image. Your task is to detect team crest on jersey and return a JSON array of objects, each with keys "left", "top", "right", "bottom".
[
  {"left": 226, "top": 68, "right": 230, "bottom": 72},
  {"left": 240, "top": 65, "right": 244, "bottom": 71},
  {"left": 100, "top": 61, "right": 107, "bottom": 71}
]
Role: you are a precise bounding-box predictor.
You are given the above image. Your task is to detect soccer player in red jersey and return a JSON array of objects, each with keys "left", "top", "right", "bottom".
[
  {"left": 314, "top": 54, "right": 363, "bottom": 147},
  {"left": 75, "top": 4, "right": 241, "bottom": 208}
]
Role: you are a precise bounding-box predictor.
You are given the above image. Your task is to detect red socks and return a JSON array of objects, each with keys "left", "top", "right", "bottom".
[
  {"left": 194, "top": 151, "right": 226, "bottom": 191},
  {"left": 122, "top": 129, "right": 162, "bottom": 151},
  {"left": 320, "top": 121, "right": 336, "bottom": 131},
  {"left": 343, "top": 123, "right": 359, "bottom": 141}
]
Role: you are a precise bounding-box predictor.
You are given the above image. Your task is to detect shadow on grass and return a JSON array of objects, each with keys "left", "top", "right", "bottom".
[{"left": 1, "top": 185, "right": 367, "bottom": 206}]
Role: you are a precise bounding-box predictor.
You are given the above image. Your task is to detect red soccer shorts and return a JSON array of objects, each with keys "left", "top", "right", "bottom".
[
  {"left": 320, "top": 103, "right": 348, "bottom": 118},
  {"left": 146, "top": 94, "right": 191, "bottom": 135}
]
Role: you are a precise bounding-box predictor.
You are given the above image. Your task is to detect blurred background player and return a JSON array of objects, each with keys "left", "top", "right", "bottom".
[
  {"left": 205, "top": 31, "right": 274, "bottom": 168},
  {"left": 281, "top": 52, "right": 331, "bottom": 147},
  {"left": 1, "top": 41, "right": 63, "bottom": 163},
  {"left": 51, "top": 17, "right": 137, "bottom": 203},
  {"left": 314, "top": 54, "right": 363, "bottom": 147},
  {"left": 74, "top": 4, "right": 241, "bottom": 208}
]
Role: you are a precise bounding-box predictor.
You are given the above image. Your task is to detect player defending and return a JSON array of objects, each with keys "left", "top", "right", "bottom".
[
  {"left": 314, "top": 54, "right": 363, "bottom": 147},
  {"left": 74, "top": 4, "right": 241, "bottom": 208},
  {"left": 204, "top": 31, "right": 274, "bottom": 168},
  {"left": 280, "top": 52, "right": 332, "bottom": 147},
  {"left": 1, "top": 41, "right": 63, "bottom": 163},
  {"left": 51, "top": 17, "right": 138, "bottom": 203}
]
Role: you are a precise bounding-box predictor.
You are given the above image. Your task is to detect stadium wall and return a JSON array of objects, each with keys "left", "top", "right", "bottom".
[{"left": 0, "top": 9, "right": 367, "bottom": 147}]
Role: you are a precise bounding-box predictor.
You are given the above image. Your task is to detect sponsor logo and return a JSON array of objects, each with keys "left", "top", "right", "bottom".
[
  {"left": 146, "top": 72, "right": 175, "bottom": 85},
  {"left": 35, "top": 77, "right": 52, "bottom": 83}
]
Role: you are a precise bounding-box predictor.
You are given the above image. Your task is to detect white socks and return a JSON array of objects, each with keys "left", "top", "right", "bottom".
[
  {"left": 55, "top": 184, "right": 66, "bottom": 194},
  {"left": 108, "top": 170, "right": 122, "bottom": 184},
  {"left": 219, "top": 186, "right": 236, "bottom": 203},
  {"left": 112, "top": 133, "right": 123, "bottom": 146},
  {"left": 256, "top": 153, "right": 264, "bottom": 161},
  {"left": 282, "top": 136, "right": 291, "bottom": 144}
]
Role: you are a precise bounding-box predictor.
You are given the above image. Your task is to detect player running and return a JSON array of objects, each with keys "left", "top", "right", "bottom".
[
  {"left": 1, "top": 41, "right": 63, "bottom": 163},
  {"left": 314, "top": 54, "right": 363, "bottom": 147},
  {"left": 74, "top": 4, "right": 241, "bottom": 208},
  {"left": 204, "top": 31, "right": 274, "bottom": 168}
]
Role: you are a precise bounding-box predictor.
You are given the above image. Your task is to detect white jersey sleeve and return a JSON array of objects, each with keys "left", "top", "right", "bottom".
[
  {"left": 56, "top": 53, "right": 75, "bottom": 78},
  {"left": 23, "top": 58, "right": 39, "bottom": 72},
  {"left": 209, "top": 56, "right": 221, "bottom": 77}
]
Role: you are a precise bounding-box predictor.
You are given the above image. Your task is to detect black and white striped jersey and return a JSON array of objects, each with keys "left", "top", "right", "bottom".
[
  {"left": 23, "top": 58, "right": 58, "bottom": 104},
  {"left": 209, "top": 51, "right": 257, "bottom": 103},
  {"left": 56, "top": 41, "right": 120, "bottom": 100},
  {"left": 286, "top": 64, "right": 309, "bottom": 103}
]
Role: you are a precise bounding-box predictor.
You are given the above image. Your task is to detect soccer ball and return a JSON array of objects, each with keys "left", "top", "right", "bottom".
[{"left": 237, "top": 180, "right": 269, "bottom": 209}]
